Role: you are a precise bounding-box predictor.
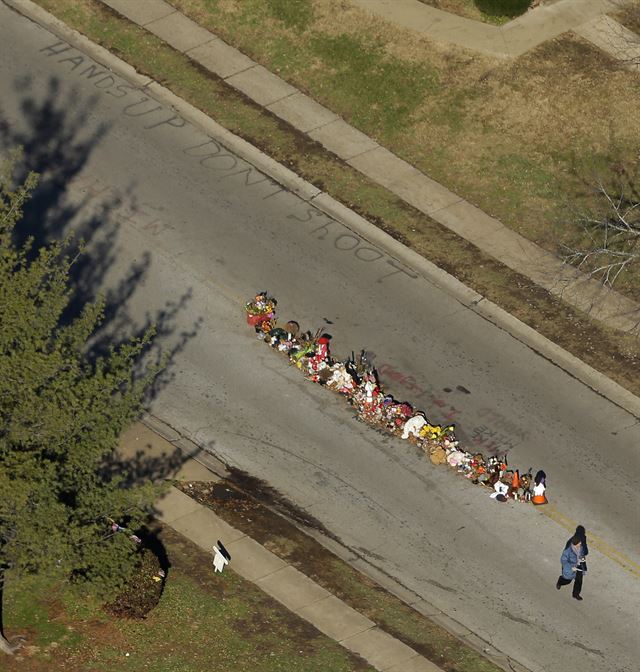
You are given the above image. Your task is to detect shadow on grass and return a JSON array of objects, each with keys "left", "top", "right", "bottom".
[{"left": 474, "top": 0, "right": 531, "bottom": 21}]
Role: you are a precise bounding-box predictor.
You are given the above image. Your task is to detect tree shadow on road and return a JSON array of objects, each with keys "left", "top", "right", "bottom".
[
  {"left": 0, "top": 74, "right": 201, "bottom": 476},
  {"left": 0, "top": 74, "right": 213, "bottom": 657}
]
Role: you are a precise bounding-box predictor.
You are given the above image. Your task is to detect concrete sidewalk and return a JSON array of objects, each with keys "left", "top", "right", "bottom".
[
  {"left": 99, "top": 0, "right": 640, "bottom": 334},
  {"left": 3, "top": 3, "right": 633, "bottom": 670},
  {"left": 119, "top": 420, "right": 442, "bottom": 672},
  {"left": 575, "top": 13, "right": 640, "bottom": 68},
  {"left": 352, "top": 0, "right": 617, "bottom": 58}
]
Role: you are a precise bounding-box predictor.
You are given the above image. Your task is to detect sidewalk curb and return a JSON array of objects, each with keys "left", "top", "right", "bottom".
[
  {"left": 141, "top": 78, "right": 640, "bottom": 419},
  {"left": 4, "top": 0, "right": 639, "bottom": 423},
  {"left": 140, "top": 416, "right": 529, "bottom": 672},
  {"left": 145, "top": 438, "right": 445, "bottom": 672},
  {"left": 94, "top": 0, "right": 640, "bottom": 336},
  {"left": 141, "top": 413, "right": 230, "bottom": 477}
]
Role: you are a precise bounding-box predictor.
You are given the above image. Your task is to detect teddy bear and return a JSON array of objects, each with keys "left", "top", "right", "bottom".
[{"left": 401, "top": 413, "right": 427, "bottom": 441}]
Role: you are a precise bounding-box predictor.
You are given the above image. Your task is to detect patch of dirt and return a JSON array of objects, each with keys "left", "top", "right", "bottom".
[
  {"left": 4, "top": 612, "right": 129, "bottom": 672},
  {"left": 234, "top": 609, "right": 321, "bottom": 658},
  {"left": 226, "top": 470, "right": 335, "bottom": 535},
  {"left": 104, "top": 548, "right": 165, "bottom": 619}
]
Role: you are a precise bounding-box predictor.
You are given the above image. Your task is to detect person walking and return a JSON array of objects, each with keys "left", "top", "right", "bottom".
[{"left": 556, "top": 525, "right": 588, "bottom": 600}]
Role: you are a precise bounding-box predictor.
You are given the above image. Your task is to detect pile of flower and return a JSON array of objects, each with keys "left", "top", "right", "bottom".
[{"left": 245, "top": 293, "right": 548, "bottom": 505}]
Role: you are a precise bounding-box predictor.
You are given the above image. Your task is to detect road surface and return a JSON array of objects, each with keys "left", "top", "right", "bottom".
[{"left": 0, "top": 5, "right": 638, "bottom": 671}]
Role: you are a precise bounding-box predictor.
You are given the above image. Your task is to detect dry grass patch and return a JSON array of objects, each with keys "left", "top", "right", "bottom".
[
  {"left": 614, "top": 1, "right": 640, "bottom": 33},
  {"left": 390, "top": 33, "right": 640, "bottom": 266}
]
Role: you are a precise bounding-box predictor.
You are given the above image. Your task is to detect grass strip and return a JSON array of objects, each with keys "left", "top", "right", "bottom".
[{"left": 29, "top": 0, "right": 640, "bottom": 398}]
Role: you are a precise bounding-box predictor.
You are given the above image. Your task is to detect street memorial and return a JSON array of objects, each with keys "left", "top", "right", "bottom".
[{"left": 244, "top": 293, "right": 549, "bottom": 505}]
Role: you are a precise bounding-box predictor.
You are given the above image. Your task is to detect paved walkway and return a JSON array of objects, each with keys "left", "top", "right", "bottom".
[
  {"left": 351, "top": 0, "right": 619, "bottom": 58},
  {"left": 100, "top": 0, "right": 640, "bottom": 333},
  {"left": 118, "top": 419, "right": 443, "bottom": 672},
  {"left": 352, "top": 0, "right": 640, "bottom": 69},
  {"left": 575, "top": 12, "right": 640, "bottom": 68}
]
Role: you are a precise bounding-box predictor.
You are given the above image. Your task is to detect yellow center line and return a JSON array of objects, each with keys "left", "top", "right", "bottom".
[{"left": 542, "top": 504, "right": 640, "bottom": 579}]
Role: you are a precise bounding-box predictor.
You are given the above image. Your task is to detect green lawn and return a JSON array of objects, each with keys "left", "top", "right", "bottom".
[{"left": 2, "top": 526, "right": 373, "bottom": 671}]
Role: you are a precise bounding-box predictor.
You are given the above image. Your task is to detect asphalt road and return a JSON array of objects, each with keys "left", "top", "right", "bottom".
[{"left": 1, "top": 5, "right": 638, "bottom": 671}]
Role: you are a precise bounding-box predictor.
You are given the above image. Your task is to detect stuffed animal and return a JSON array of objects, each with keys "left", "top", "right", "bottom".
[
  {"left": 429, "top": 445, "right": 447, "bottom": 465},
  {"left": 446, "top": 450, "right": 466, "bottom": 468},
  {"left": 442, "top": 436, "right": 459, "bottom": 452},
  {"left": 284, "top": 321, "right": 299, "bottom": 338},
  {"left": 490, "top": 479, "right": 509, "bottom": 502},
  {"left": 362, "top": 374, "right": 379, "bottom": 405},
  {"left": 326, "top": 362, "right": 355, "bottom": 395},
  {"left": 402, "top": 413, "right": 427, "bottom": 440}
]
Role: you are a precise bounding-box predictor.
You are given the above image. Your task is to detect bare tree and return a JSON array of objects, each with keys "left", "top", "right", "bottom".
[
  {"left": 562, "top": 177, "right": 640, "bottom": 290},
  {"left": 606, "top": 2, "right": 640, "bottom": 69}
]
